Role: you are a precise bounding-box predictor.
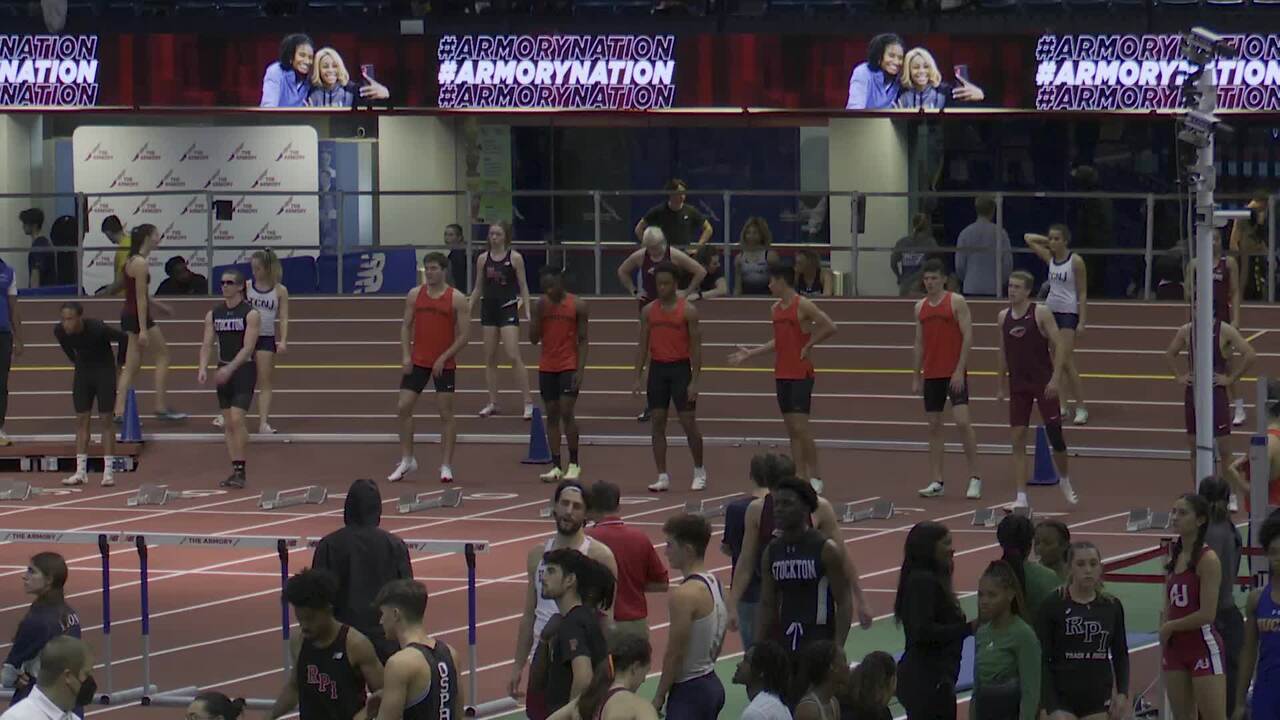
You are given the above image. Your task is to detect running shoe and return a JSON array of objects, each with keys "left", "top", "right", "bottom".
[
  {"left": 523, "top": 404, "right": 534, "bottom": 421},
  {"left": 221, "top": 472, "right": 246, "bottom": 489},
  {"left": 1012, "top": 494, "right": 1030, "bottom": 510},
  {"left": 1072, "top": 407, "right": 1089, "bottom": 425},
  {"left": 0, "top": 431, "right": 12, "bottom": 446},
  {"left": 636, "top": 408, "right": 650, "bottom": 422},
  {"left": 1234, "top": 405, "right": 1247, "bottom": 427},
  {"left": 918, "top": 481, "right": 944, "bottom": 498},
  {"left": 61, "top": 472, "right": 86, "bottom": 487},
  {"left": 809, "top": 478, "right": 824, "bottom": 495},
  {"left": 155, "top": 410, "right": 189, "bottom": 421},
  {"left": 691, "top": 467, "right": 708, "bottom": 492},
  {"left": 1229, "top": 494, "right": 1239, "bottom": 513},
  {"left": 564, "top": 464, "right": 582, "bottom": 481},
  {"left": 478, "top": 403, "right": 499, "bottom": 418},
  {"left": 387, "top": 457, "right": 418, "bottom": 482},
  {"left": 648, "top": 473, "right": 671, "bottom": 492},
  {"left": 212, "top": 415, "right": 224, "bottom": 428},
  {"left": 101, "top": 473, "right": 115, "bottom": 488},
  {"left": 966, "top": 477, "right": 983, "bottom": 499},
  {"left": 440, "top": 465, "right": 454, "bottom": 484},
  {"left": 540, "top": 467, "right": 563, "bottom": 483},
  {"left": 259, "top": 423, "right": 277, "bottom": 435},
  {"left": 1059, "top": 478, "right": 1079, "bottom": 505},
  {"left": 112, "top": 415, "right": 124, "bottom": 426}
]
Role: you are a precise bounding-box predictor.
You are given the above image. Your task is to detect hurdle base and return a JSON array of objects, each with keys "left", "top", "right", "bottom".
[
  {"left": 102, "top": 684, "right": 159, "bottom": 705},
  {"left": 468, "top": 698, "right": 521, "bottom": 717}
]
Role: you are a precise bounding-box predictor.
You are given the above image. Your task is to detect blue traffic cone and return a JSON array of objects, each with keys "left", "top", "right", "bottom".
[
  {"left": 1028, "top": 426, "right": 1059, "bottom": 485},
  {"left": 120, "top": 389, "right": 142, "bottom": 443},
  {"left": 521, "top": 406, "right": 553, "bottom": 465}
]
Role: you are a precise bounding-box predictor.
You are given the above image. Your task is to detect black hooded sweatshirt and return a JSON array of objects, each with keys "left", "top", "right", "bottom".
[{"left": 312, "top": 479, "right": 412, "bottom": 655}]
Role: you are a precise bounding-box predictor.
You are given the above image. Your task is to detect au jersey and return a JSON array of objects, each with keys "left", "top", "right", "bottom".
[
  {"left": 766, "top": 528, "right": 833, "bottom": 651},
  {"left": 403, "top": 641, "right": 460, "bottom": 720},
  {"left": 296, "top": 625, "right": 367, "bottom": 720},
  {"left": 212, "top": 301, "right": 253, "bottom": 365}
]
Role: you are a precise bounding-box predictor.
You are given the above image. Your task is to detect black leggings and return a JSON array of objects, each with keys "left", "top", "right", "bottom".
[
  {"left": 1216, "top": 605, "right": 1244, "bottom": 717},
  {"left": 897, "top": 660, "right": 957, "bottom": 720},
  {"left": 0, "top": 332, "right": 13, "bottom": 427}
]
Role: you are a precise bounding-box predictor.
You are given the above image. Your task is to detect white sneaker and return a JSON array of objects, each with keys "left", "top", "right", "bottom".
[
  {"left": 1059, "top": 478, "right": 1079, "bottom": 505},
  {"left": 523, "top": 404, "right": 534, "bottom": 420},
  {"left": 478, "top": 404, "right": 498, "bottom": 418},
  {"left": 1234, "top": 406, "right": 1247, "bottom": 427},
  {"left": 540, "top": 467, "right": 563, "bottom": 483},
  {"left": 809, "top": 478, "right": 824, "bottom": 495},
  {"left": 259, "top": 423, "right": 277, "bottom": 435},
  {"left": 0, "top": 430, "right": 13, "bottom": 446},
  {"left": 966, "top": 477, "right": 983, "bottom": 499},
  {"left": 1013, "top": 494, "right": 1030, "bottom": 510},
  {"left": 918, "top": 481, "right": 944, "bottom": 498},
  {"left": 101, "top": 474, "right": 115, "bottom": 488},
  {"left": 1229, "top": 494, "right": 1239, "bottom": 512},
  {"left": 440, "top": 465, "right": 454, "bottom": 484},
  {"left": 61, "top": 472, "right": 86, "bottom": 487},
  {"left": 388, "top": 457, "right": 418, "bottom": 482},
  {"left": 564, "top": 463, "right": 582, "bottom": 481},
  {"left": 1073, "top": 407, "right": 1089, "bottom": 425},
  {"left": 649, "top": 474, "right": 671, "bottom": 492},
  {"left": 691, "top": 468, "right": 708, "bottom": 492},
  {"left": 212, "top": 415, "right": 224, "bottom": 428}
]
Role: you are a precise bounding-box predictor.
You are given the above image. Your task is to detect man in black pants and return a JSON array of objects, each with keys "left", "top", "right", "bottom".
[
  {"left": 270, "top": 568, "right": 384, "bottom": 720},
  {"left": 197, "top": 268, "right": 260, "bottom": 488},
  {"left": 55, "top": 302, "right": 125, "bottom": 488},
  {"left": 757, "top": 477, "right": 850, "bottom": 653},
  {"left": 0, "top": 255, "right": 21, "bottom": 447}
]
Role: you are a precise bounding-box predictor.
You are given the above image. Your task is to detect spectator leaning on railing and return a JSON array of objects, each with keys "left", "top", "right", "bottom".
[{"left": 635, "top": 179, "right": 713, "bottom": 249}]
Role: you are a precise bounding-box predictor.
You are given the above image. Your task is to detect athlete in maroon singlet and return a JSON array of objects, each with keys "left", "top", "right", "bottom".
[
  {"left": 1164, "top": 319, "right": 1255, "bottom": 487},
  {"left": 1161, "top": 494, "right": 1227, "bottom": 720},
  {"left": 617, "top": 227, "right": 706, "bottom": 421},
  {"left": 114, "top": 223, "right": 186, "bottom": 421},
  {"left": 1187, "top": 229, "right": 1247, "bottom": 426},
  {"left": 391, "top": 253, "right": 470, "bottom": 484},
  {"left": 996, "top": 271, "right": 1076, "bottom": 510}
]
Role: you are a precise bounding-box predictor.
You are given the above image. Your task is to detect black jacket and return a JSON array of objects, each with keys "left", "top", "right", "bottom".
[{"left": 312, "top": 480, "right": 412, "bottom": 637}]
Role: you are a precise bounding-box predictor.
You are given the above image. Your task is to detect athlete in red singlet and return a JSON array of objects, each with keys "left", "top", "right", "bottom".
[
  {"left": 634, "top": 262, "right": 706, "bottom": 492},
  {"left": 912, "top": 259, "right": 981, "bottom": 500},
  {"left": 1161, "top": 493, "right": 1227, "bottom": 720},
  {"left": 390, "top": 253, "right": 470, "bottom": 484},
  {"left": 996, "top": 271, "right": 1076, "bottom": 510},
  {"left": 1164, "top": 319, "right": 1255, "bottom": 487},
  {"left": 1188, "top": 229, "right": 1247, "bottom": 426},
  {"left": 529, "top": 265, "right": 589, "bottom": 484},
  {"left": 618, "top": 228, "right": 707, "bottom": 422},
  {"left": 729, "top": 264, "right": 836, "bottom": 494},
  {"left": 1230, "top": 379, "right": 1280, "bottom": 510}
]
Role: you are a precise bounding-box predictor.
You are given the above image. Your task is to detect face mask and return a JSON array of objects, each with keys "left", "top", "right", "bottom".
[{"left": 74, "top": 674, "right": 97, "bottom": 707}]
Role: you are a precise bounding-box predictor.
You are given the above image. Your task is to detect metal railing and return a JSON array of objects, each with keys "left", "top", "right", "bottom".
[{"left": 2, "top": 188, "right": 1273, "bottom": 300}]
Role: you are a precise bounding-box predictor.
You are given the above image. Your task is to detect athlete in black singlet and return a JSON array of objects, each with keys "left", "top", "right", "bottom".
[
  {"left": 270, "top": 569, "right": 384, "bottom": 720},
  {"left": 369, "top": 580, "right": 465, "bottom": 720},
  {"left": 198, "top": 268, "right": 260, "bottom": 489},
  {"left": 757, "top": 477, "right": 851, "bottom": 653}
]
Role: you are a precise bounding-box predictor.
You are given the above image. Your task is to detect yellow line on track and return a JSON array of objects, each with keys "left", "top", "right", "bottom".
[
  {"left": 1247, "top": 329, "right": 1269, "bottom": 342},
  {"left": 9, "top": 363, "right": 1251, "bottom": 383}
]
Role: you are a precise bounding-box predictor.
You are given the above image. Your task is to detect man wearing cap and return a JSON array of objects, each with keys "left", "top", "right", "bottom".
[{"left": 635, "top": 179, "right": 714, "bottom": 249}]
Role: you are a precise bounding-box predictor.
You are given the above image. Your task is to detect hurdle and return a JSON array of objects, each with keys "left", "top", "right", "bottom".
[
  {"left": 972, "top": 506, "right": 1031, "bottom": 528},
  {"left": 127, "top": 484, "right": 213, "bottom": 507},
  {"left": 398, "top": 487, "right": 464, "bottom": 514},
  {"left": 0, "top": 480, "right": 58, "bottom": 502},
  {"left": 840, "top": 499, "right": 895, "bottom": 524},
  {"left": 1125, "top": 508, "right": 1173, "bottom": 533},
  {"left": 685, "top": 498, "right": 731, "bottom": 519},
  {"left": 259, "top": 486, "right": 327, "bottom": 510}
]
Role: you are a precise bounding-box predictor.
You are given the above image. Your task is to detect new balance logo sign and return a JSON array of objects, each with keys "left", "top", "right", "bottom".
[{"left": 353, "top": 254, "right": 386, "bottom": 294}]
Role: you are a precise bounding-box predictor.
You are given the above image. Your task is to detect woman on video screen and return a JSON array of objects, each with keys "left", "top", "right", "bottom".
[
  {"left": 307, "top": 47, "right": 391, "bottom": 108},
  {"left": 894, "top": 47, "right": 984, "bottom": 110},
  {"left": 846, "top": 33, "right": 904, "bottom": 110},
  {"left": 260, "top": 33, "right": 314, "bottom": 108}
]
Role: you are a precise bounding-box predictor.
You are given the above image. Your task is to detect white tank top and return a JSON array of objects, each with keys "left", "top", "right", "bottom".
[
  {"left": 1045, "top": 253, "right": 1078, "bottom": 315},
  {"left": 246, "top": 282, "right": 280, "bottom": 336},
  {"left": 676, "top": 572, "right": 728, "bottom": 683},
  {"left": 533, "top": 535, "right": 594, "bottom": 642}
]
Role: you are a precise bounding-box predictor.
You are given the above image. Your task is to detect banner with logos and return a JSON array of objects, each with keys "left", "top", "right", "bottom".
[
  {"left": 10, "top": 30, "right": 1280, "bottom": 113},
  {"left": 73, "top": 126, "right": 319, "bottom": 294}
]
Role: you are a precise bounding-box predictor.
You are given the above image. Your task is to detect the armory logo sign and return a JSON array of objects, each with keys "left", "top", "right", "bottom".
[
  {"left": 232, "top": 196, "right": 259, "bottom": 215},
  {"left": 203, "top": 170, "right": 233, "bottom": 189},
  {"left": 133, "top": 142, "right": 162, "bottom": 162},
  {"left": 131, "top": 196, "right": 164, "bottom": 216},
  {"left": 179, "top": 143, "right": 208, "bottom": 162},
  {"left": 252, "top": 224, "right": 283, "bottom": 245},
  {"left": 276, "top": 142, "right": 306, "bottom": 161},
  {"left": 251, "top": 170, "right": 282, "bottom": 189},
  {"left": 155, "top": 169, "right": 186, "bottom": 189},
  {"left": 276, "top": 196, "right": 307, "bottom": 215},
  {"left": 84, "top": 142, "right": 113, "bottom": 162},
  {"left": 227, "top": 142, "right": 258, "bottom": 162},
  {"left": 109, "top": 169, "right": 138, "bottom": 188}
]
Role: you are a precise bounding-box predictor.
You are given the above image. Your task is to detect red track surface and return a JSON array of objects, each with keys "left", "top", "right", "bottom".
[{"left": 0, "top": 295, "right": 1257, "bottom": 716}]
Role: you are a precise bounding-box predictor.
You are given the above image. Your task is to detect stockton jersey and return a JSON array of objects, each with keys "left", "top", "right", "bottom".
[
  {"left": 766, "top": 528, "right": 833, "bottom": 652},
  {"left": 212, "top": 301, "right": 253, "bottom": 366}
]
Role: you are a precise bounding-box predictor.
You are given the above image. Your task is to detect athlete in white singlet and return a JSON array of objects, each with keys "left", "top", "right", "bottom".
[{"left": 1026, "top": 224, "right": 1089, "bottom": 425}]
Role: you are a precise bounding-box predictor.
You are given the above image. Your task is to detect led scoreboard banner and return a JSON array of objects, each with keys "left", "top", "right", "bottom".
[{"left": 0, "top": 34, "right": 99, "bottom": 106}]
